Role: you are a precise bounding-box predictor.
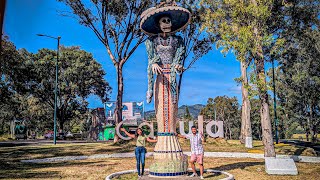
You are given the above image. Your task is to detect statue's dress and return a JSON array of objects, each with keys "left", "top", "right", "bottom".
[{"left": 146, "top": 35, "right": 188, "bottom": 176}]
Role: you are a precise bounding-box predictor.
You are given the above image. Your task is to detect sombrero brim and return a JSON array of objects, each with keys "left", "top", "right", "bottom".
[{"left": 140, "top": 6, "right": 191, "bottom": 36}]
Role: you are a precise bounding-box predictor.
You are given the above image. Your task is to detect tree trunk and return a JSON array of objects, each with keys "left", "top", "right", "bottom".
[
  {"left": 57, "top": 108, "right": 64, "bottom": 133},
  {"left": 59, "top": 120, "right": 64, "bottom": 133},
  {"left": 0, "top": 119, "right": 4, "bottom": 134},
  {"left": 254, "top": 56, "right": 276, "bottom": 157},
  {"left": 114, "top": 64, "right": 124, "bottom": 143},
  {"left": 250, "top": 0, "right": 276, "bottom": 155},
  {"left": 10, "top": 120, "right": 14, "bottom": 138},
  {"left": 284, "top": 113, "right": 289, "bottom": 139},
  {"left": 229, "top": 124, "right": 232, "bottom": 140},
  {"left": 240, "top": 109, "right": 245, "bottom": 143},
  {"left": 225, "top": 123, "right": 228, "bottom": 139},
  {"left": 306, "top": 105, "right": 311, "bottom": 142},
  {"left": 240, "top": 60, "right": 252, "bottom": 148},
  {"left": 306, "top": 129, "right": 310, "bottom": 142},
  {"left": 309, "top": 104, "right": 317, "bottom": 143},
  {"left": 311, "top": 125, "right": 317, "bottom": 143}
]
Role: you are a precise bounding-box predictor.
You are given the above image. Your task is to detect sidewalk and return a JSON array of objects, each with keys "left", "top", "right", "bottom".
[{"left": 21, "top": 151, "right": 320, "bottom": 163}]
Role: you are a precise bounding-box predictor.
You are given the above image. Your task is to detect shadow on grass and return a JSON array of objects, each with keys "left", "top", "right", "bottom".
[
  {"left": 253, "top": 144, "right": 264, "bottom": 148},
  {"left": 293, "top": 147, "right": 306, "bottom": 156},
  {"left": 0, "top": 146, "right": 87, "bottom": 161},
  {"left": 185, "top": 161, "right": 265, "bottom": 179},
  {"left": 0, "top": 160, "right": 107, "bottom": 179},
  {"left": 208, "top": 161, "right": 264, "bottom": 172},
  {"left": 93, "top": 145, "right": 134, "bottom": 154},
  {"left": 0, "top": 170, "right": 60, "bottom": 179}
]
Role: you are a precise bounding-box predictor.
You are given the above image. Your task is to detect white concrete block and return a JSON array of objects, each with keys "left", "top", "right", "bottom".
[
  {"left": 265, "top": 157, "right": 298, "bottom": 175},
  {"left": 245, "top": 137, "right": 253, "bottom": 148}
]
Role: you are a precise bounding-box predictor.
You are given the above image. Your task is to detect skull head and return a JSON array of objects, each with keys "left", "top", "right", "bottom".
[{"left": 159, "top": 16, "right": 172, "bottom": 33}]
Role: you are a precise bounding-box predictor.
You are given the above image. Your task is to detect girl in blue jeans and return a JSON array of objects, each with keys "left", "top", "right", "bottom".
[{"left": 120, "top": 128, "right": 157, "bottom": 177}]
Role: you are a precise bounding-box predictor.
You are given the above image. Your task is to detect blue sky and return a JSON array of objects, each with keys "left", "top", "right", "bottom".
[{"left": 4, "top": 0, "right": 243, "bottom": 111}]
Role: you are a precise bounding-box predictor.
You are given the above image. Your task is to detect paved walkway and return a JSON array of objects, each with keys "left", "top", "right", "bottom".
[{"left": 21, "top": 152, "right": 320, "bottom": 163}]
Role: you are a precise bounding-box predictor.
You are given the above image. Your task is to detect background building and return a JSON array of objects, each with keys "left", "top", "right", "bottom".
[
  {"left": 105, "top": 101, "right": 144, "bottom": 125},
  {"left": 87, "top": 101, "right": 144, "bottom": 141}
]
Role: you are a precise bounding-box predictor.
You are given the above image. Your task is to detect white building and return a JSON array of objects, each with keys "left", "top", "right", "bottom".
[{"left": 105, "top": 101, "right": 144, "bottom": 125}]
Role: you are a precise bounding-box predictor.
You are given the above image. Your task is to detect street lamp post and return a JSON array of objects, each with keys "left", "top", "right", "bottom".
[{"left": 37, "top": 34, "right": 61, "bottom": 145}]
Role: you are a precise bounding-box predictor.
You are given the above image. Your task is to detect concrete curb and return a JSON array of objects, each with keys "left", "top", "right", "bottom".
[
  {"left": 21, "top": 152, "right": 320, "bottom": 163},
  {"left": 105, "top": 169, "right": 138, "bottom": 180},
  {"left": 204, "top": 169, "right": 234, "bottom": 180}
]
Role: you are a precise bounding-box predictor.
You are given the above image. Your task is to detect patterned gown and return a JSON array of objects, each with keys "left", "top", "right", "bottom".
[{"left": 145, "top": 35, "right": 188, "bottom": 175}]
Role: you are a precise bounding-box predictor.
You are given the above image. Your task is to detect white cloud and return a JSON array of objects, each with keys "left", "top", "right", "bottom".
[{"left": 228, "top": 86, "right": 242, "bottom": 94}]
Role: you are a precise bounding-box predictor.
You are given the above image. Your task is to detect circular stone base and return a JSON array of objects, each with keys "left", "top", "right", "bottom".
[
  {"left": 148, "top": 174, "right": 186, "bottom": 179},
  {"left": 105, "top": 169, "right": 234, "bottom": 180}
]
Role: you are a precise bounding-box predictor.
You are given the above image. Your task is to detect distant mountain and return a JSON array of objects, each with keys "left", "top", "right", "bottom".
[{"left": 145, "top": 104, "right": 205, "bottom": 119}]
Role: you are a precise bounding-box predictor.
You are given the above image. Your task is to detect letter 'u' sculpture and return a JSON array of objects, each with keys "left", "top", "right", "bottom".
[{"left": 140, "top": 1, "right": 191, "bottom": 178}]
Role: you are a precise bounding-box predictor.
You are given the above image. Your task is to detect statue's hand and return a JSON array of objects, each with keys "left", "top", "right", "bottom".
[
  {"left": 175, "top": 64, "right": 183, "bottom": 72},
  {"left": 152, "top": 63, "right": 163, "bottom": 75}
]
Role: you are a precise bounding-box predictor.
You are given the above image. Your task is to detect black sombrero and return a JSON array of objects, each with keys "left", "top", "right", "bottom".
[{"left": 140, "top": 5, "right": 191, "bottom": 36}]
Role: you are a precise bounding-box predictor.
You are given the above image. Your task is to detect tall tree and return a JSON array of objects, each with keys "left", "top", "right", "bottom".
[
  {"left": 21, "top": 46, "right": 111, "bottom": 131},
  {"left": 184, "top": 106, "right": 192, "bottom": 120},
  {"left": 1, "top": 37, "right": 110, "bottom": 136},
  {"left": 202, "top": 0, "right": 278, "bottom": 156},
  {"left": 214, "top": 96, "right": 240, "bottom": 140},
  {"left": 268, "top": 0, "right": 320, "bottom": 142},
  {"left": 201, "top": 0, "right": 254, "bottom": 148},
  {"left": 271, "top": 30, "right": 320, "bottom": 142},
  {"left": 58, "top": 0, "right": 155, "bottom": 141},
  {"left": 238, "top": 59, "right": 252, "bottom": 147},
  {"left": 250, "top": 98, "right": 262, "bottom": 140},
  {"left": 201, "top": 96, "right": 241, "bottom": 139},
  {"left": 176, "top": 0, "right": 212, "bottom": 97},
  {"left": 200, "top": 98, "right": 215, "bottom": 120},
  {"left": 0, "top": 36, "right": 26, "bottom": 135}
]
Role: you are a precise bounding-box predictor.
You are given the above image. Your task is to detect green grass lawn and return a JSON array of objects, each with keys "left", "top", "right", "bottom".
[
  {"left": 291, "top": 134, "right": 320, "bottom": 139},
  {"left": 0, "top": 139, "right": 319, "bottom": 179},
  {"left": 0, "top": 156, "right": 319, "bottom": 180},
  {"left": 0, "top": 138, "right": 318, "bottom": 162}
]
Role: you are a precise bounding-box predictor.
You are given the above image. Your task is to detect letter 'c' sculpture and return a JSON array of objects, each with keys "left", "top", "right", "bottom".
[{"left": 140, "top": 1, "right": 191, "bottom": 178}]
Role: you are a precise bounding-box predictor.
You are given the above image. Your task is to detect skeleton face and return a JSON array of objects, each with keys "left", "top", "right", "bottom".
[{"left": 159, "top": 16, "right": 172, "bottom": 33}]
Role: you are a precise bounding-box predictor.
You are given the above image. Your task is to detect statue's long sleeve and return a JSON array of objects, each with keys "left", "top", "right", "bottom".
[
  {"left": 172, "top": 36, "right": 186, "bottom": 69},
  {"left": 170, "top": 36, "right": 186, "bottom": 103},
  {"left": 146, "top": 37, "right": 161, "bottom": 103}
]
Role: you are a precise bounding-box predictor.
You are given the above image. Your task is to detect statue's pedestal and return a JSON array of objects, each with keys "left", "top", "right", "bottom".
[{"left": 149, "top": 133, "right": 188, "bottom": 177}]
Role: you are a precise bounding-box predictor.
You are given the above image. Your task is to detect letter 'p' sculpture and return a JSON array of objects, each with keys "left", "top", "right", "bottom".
[{"left": 140, "top": 0, "right": 191, "bottom": 178}]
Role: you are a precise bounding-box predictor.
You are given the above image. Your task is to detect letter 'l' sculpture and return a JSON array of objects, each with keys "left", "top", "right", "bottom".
[{"left": 140, "top": 1, "right": 191, "bottom": 178}]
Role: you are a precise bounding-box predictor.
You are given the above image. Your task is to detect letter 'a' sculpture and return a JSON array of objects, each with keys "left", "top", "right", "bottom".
[{"left": 140, "top": 1, "right": 191, "bottom": 178}]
